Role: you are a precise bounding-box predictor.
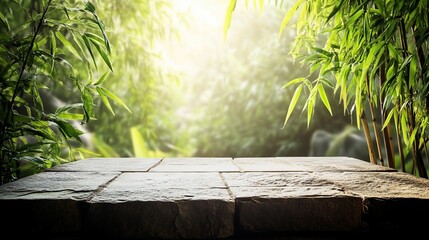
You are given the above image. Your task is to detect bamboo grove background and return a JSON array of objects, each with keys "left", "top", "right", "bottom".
[{"left": 1, "top": 0, "right": 428, "bottom": 184}]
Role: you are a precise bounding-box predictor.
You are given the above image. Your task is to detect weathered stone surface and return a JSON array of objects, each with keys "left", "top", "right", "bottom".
[
  {"left": 223, "top": 172, "right": 337, "bottom": 188},
  {"left": 0, "top": 171, "right": 119, "bottom": 200},
  {"left": 151, "top": 157, "right": 240, "bottom": 172},
  {"left": 1, "top": 157, "right": 427, "bottom": 237},
  {"left": 234, "top": 157, "right": 395, "bottom": 172},
  {"left": 317, "top": 171, "right": 429, "bottom": 232},
  {"left": 317, "top": 171, "right": 429, "bottom": 198},
  {"left": 87, "top": 172, "right": 235, "bottom": 239},
  {"left": 223, "top": 172, "right": 362, "bottom": 232},
  {"left": 48, "top": 157, "right": 161, "bottom": 172},
  {"left": 0, "top": 171, "right": 118, "bottom": 237}
]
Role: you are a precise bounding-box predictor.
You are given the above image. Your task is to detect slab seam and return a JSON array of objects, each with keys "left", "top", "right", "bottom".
[
  {"left": 219, "top": 172, "right": 235, "bottom": 200},
  {"left": 231, "top": 157, "right": 244, "bottom": 172},
  {"left": 86, "top": 173, "right": 122, "bottom": 201},
  {"left": 147, "top": 158, "right": 164, "bottom": 172}
]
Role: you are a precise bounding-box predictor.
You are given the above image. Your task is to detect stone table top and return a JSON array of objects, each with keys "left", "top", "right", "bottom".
[{"left": 0, "top": 157, "right": 428, "bottom": 239}]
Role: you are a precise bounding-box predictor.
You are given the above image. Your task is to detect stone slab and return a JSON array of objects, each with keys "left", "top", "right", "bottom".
[
  {"left": 151, "top": 157, "right": 240, "bottom": 172},
  {"left": 1, "top": 157, "right": 427, "bottom": 237},
  {"left": 234, "top": 157, "right": 395, "bottom": 172},
  {"left": 48, "top": 157, "right": 161, "bottom": 172},
  {"left": 87, "top": 172, "right": 235, "bottom": 239},
  {"left": 223, "top": 172, "right": 362, "bottom": 232},
  {"left": 0, "top": 171, "right": 119, "bottom": 237},
  {"left": 317, "top": 171, "right": 429, "bottom": 232},
  {"left": 0, "top": 171, "right": 120, "bottom": 200}
]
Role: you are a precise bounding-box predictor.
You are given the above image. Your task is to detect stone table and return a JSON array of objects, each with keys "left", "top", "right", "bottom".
[{"left": 0, "top": 157, "right": 428, "bottom": 239}]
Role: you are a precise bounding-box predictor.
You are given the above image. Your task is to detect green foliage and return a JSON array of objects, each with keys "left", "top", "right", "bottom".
[
  {"left": 0, "top": 0, "right": 118, "bottom": 184},
  {"left": 85, "top": 0, "right": 190, "bottom": 157},
  {"left": 227, "top": 0, "right": 429, "bottom": 177}
]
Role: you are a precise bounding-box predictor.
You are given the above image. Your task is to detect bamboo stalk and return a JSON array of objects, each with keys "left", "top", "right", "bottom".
[
  {"left": 379, "top": 60, "right": 395, "bottom": 167},
  {"left": 423, "top": 140, "right": 429, "bottom": 175},
  {"left": 361, "top": 110, "right": 377, "bottom": 165},
  {"left": 395, "top": 105, "right": 406, "bottom": 172},
  {"left": 366, "top": 74, "right": 384, "bottom": 165},
  {"left": 411, "top": 26, "right": 429, "bottom": 171},
  {"left": 384, "top": 121, "right": 396, "bottom": 168}
]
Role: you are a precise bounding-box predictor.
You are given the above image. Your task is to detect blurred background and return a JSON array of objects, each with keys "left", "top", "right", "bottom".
[{"left": 74, "top": 0, "right": 356, "bottom": 159}]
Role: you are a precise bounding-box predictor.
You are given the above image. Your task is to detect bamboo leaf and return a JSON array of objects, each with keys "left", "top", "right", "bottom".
[
  {"left": 55, "top": 31, "right": 82, "bottom": 61},
  {"left": 344, "top": 8, "right": 364, "bottom": 28},
  {"left": 85, "top": 2, "right": 96, "bottom": 13},
  {"left": 82, "top": 34, "right": 97, "bottom": 69},
  {"left": 97, "top": 86, "right": 132, "bottom": 113},
  {"left": 94, "top": 71, "right": 110, "bottom": 85},
  {"left": 33, "top": 36, "right": 48, "bottom": 50},
  {"left": 54, "top": 119, "right": 83, "bottom": 143},
  {"left": 71, "top": 31, "right": 86, "bottom": 59},
  {"left": 55, "top": 103, "right": 83, "bottom": 115},
  {"left": 365, "top": 42, "right": 384, "bottom": 68},
  {"left": 307, "top": 95, "right": 315, "bottom": 128},
  {"left": 279, "top": 0, "right": 304, "bottom": 38},
  {"left": 317, "top": 84, "right": 333, "bottom": 115},
  {"left": 0, "top": 11, "right": 10, "bottom": 31},
  {"left": 401, "top": 113, "right": 409, "bottom": 145},
  {"left": 386, "top": 64, "right": 396, "bottom": 82},
  {"left": 283, "top": 84, "right": 302, "bottom": 127},
  {"left": 409, "top": 127, "right": 418, "bottom": 150},
  {"left": 57, "top": 112, "right": 85, "bottom": 120},
  {"left": 24, "top": 122, "right": 57, "bottom": 142},
  {"left": 355, "top": 86, "right": 362, "bottom": 129},
  {"left": 82, "top": 88, "right": 94, "bottom": 124},
  {"left": 84, "top": 32, "right": 105, "bottom": 45},
  {"left": 311, "top": 47, "right": 333, "bottom": 58},
  {"left": 96, "top": 86, "right": 115, "bottom": 116},
  {"left": 382, "top": 107, "right": 396, "bottom": 129},
  {"left": 89, "top": 38, "right": 113, "bottom": 72},
  {"left": 224, "top": 0, "right": 237, "bottom": 40},
  {"left": 326, "top": 0, "right": 346, "bottom": 23},
  {"left": 95, "top": 17, "right": 111, "bottom": 54},
  {"left": 282, "top": 77, "right": 306, "bottom": 88}
]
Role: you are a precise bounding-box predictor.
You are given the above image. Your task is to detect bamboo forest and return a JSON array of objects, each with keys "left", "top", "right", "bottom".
[{"left": 1, "top": 0, "right": 429, "bottom": 185}]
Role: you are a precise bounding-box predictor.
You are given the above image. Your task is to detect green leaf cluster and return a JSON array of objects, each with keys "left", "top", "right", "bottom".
[
  {"left": 0, "top": 0, "right": 122, "bottom": 184},
  {"left": 226, "top": 0, "right": 429, "bottom": 177}
]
